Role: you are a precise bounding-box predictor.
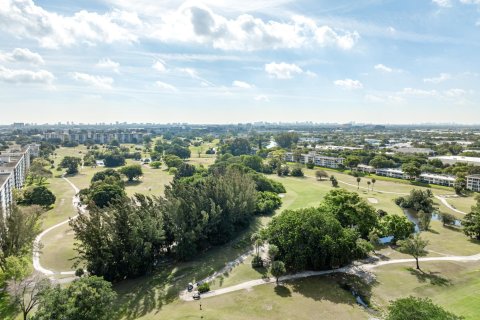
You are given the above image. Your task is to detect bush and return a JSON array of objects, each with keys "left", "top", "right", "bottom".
[
  {"left": 251, "top": 255, "right": 263, "bottom": 268},
  {"left": 197, "top": 282, "right": 210, "bottom": 293},
  {"left": 306, "top": 162, "right": 315, "bottom": 169},
  {"left": 290, "top": 167, "right": 304, "bottom": 177},
  {"left": 439, "top": 212, "right": 456, "bottom": 226}
]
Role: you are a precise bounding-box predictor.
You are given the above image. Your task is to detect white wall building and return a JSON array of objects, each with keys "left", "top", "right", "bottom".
[
  {"left": 467, "top": 175, "right": 480, "bottom": 192},
  {"left": 284, "top": 151, "right": 344, "bottom": 169},
  {"left": 419, "top": 173, "right": 456, "bottom": 187},
  {"left": 375, "top": 168, "right": 410, "bottom": 179},
  {"left": 429, "top": 156, "right": 480, "bottom": 166},
  {"left": 355, "top": 164, "right": 376, "bottom": 174}
]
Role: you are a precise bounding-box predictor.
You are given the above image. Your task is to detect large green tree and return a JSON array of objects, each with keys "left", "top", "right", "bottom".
[
  {"left": 119, "top": 164, "right": 143, "bottom": 181},
  {"left": 21, "top": 186, "right": 56, "bottom": 208},
  {"left": 386, "top": 296, "right": 462, "bottom": 320},
  {"left": 463, "top": 198, "right": 480, "bottom": 240},
  {"left": 398, "top": 234, "right": 429, "bottom": 270},
  {"left": 60, "top": 156, "right": 81, "bottom": 175},
  {"left": 33, "top": 276, "right": 117, "bottom": 320}
]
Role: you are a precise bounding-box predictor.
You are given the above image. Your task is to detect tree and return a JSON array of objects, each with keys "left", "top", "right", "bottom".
[
  {"left": 395, "top": 189, "right": 435, "bottom": 214},
  {"left": 371, "top": 178, "right": 376, "bottom": 190},
  {"left": 119, "top": 164, "right": 143, "bottom": 181},
  {"left": 368, "top": 230, "right": 380, "bottom": 253},
  {"left": 440, "top": 212, "right": 456, "bottom": 227},
  {"left": 70, "top": 196, "right": 166, "bottom": 281},
  {"left": 255, "top": 191, "right": 282, "bottom": 215},
  {"left": 398, "top": 234, "right": 429, "bottom": 270},
  {"left": 290, "top": 166, "right": 304, "bottom": 177},
  {"left": 103, "top": 154, "right": 126, "bottom": 167},
  {"left": 21, "top": 186, "right": 56, "bottom": 208},
  {"left": 356, "top": 177, "right": 361, "bottom": 190},
  {"left": 463, "top": 208, "right": 480, "bottom": 240},
  {"left": 268, "top": 244, "right": 279, "bottom": 262},
  {"left": 163, "top": 154, "right": 183, "bottom": 169},
  {"left": 222, "top": 138, "right": 252, "bottom": 156},
  {"left": 418, "top": 210, "right": 432, "bottom": 231},
  {"left": 345, "top": 156, "right": 361, "bottom": 170},
  {"left": 0, "top": 205, "right": 43, "bottom": 272},
  {"left": 402, "top": 162, "right": 421, "bottom": 180},
  {"left": 330, "top": 176, "right": 338, "bottom": 187},
  {"left": 33, "top": 276, "right": 117, "bottom": 320},
  {"left": 315, "top": 170, "right": 328, "bottom": 181},
  {"left": 165, "top": 144, "right": 191, "bottom": 159},
  {"left": 60, "top": 156, "right": 81, "bottom": 175},
  {"left": 274, "top": 132, "right": 299, "bottom": 149},
  {"left": 380, "top": 214, "right": 415, "bottom": 244},
  {"left": 174, "top": 163, "right": 197, "bottom": 179},
  {"left": 270, "top": 261, "right": 286, "bottom": 285},
  {"left": 91, "top": 169, "right": 122, "bottom": 183},
  {"left": 386, "top": 296, "right": 463, "bottom": 320},
  {"left": 86, "top": 183, "right": 126, "bottom": 208},
  {"left": 149, "top": 161, "right": 162, "bottom": 169}
]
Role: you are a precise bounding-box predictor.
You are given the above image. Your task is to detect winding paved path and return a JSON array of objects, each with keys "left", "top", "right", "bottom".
[
  {"left": 32, "top": 176, "right": 83, "bottom": 278},
  {"left": 181, "top": 253, "right": 480, "bottom": 301},
  {"left": 435, "top": 195, "right": 467, "bottom": 215}
]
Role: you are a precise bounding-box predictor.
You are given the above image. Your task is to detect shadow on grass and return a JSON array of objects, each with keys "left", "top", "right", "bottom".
[
  {"left": 114, "top": 217, "right": 264, "bottom": 320},
  {"left": 426, "top": 229, "right": 440, "bottom": 234},
  {"left": 443, "top": 225, "right": 463, "bottom": 233},
  {"left": 125, "top": 180, "right": 142, "bottom": 187},
  {"left": 407, "top": 268, "right": 451, "bottom": 286},
  {"left": 274, "top": 285, "right": 292, "bottom": 297}
]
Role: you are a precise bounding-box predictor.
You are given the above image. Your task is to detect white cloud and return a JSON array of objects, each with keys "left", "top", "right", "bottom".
[
  {"left": 71, "top": 72, "right": 113, "bottom": 89},
  {"left": 0, "top": 65, "right": 54, "bottom": 84},
  {"left": 0, "top": 0, "right": 138, "bottom": 48},
  {"left": 399, "top": 88, "right": 438, "bottom": 96},
  {"left": 148, "top": 4, "right": 360, "bottom": 51},
  {"left": 152, "top": 60, "right": 167, "bottom": 73},
  {"left": 265, "top": 62, "right": 303, "bottom": 79},
  {"left": 232, "top": 80, "right": 253, "bottom": 89},
  {"left": 334, "top": 79, "right": 363, "bottom": 90},
  {"left": 374, "top": 64, "right": 403, "bottom": 73},
  {"left": 423, "top": 73, "right": 451, "bottom": 83},
  {"left": 364, "top": 94, "right": 384, "bottom": 102},
  {"left": 459, "top": 0, "right": 480, "bottom": 4},
  {"left": 0, "top": 48, "right": 45, "bottom": 65},
  {"left": 96, "top": 58, "right": 120, "bottom": 74},
  {"left": 177, "top": 67, "right": 199, "bottom": 79},
  {"left": 432, "top": 0, "right": 452, "bottom": 7},
  {"left": 254, "top": 95, "right": 270, "bottom": 102},
  {"left": 444, "top": 88, "right": 466, "bottom": 97},
  {"left": 156, "top": 81, "right": 178, "bottom": 92}
]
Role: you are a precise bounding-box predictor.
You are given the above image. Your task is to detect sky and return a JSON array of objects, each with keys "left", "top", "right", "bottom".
[{"left": 0, "top": 0, "right": 479, "bottom": 124}]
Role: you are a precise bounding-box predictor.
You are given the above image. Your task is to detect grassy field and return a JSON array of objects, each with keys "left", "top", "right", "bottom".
[{"left": 38, "top": 147, "right": 480, "bottom": 319}]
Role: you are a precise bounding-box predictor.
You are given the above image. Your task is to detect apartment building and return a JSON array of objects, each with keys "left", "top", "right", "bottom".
[
  {"left": 355, "top": 164, "right": 376, "bottom": 174},
  {"left": 467, "top": 175, "right": 480, "bottom": 192},
  {"left": 429, "top": 156, "right": 480, "bottom": 166},
  {"left": 44, "top": 130, "right": 145, "bottom": 144},
  {"left": 0, "top": 145, "right": 35, "bottom": 215},
  {"left": 419, "top": 173, "right": 456, "bottom": 187},
  {"left": 375, "top": 168, "right": 410, "bottom": 179},
  {"left": 284, "top": 151, "right": 344, "bottom": 169}
]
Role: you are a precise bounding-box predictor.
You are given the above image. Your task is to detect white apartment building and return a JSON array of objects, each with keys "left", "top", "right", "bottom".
[
  {"left": 0, "top": 145, "right": 35, "bottom": 215},
  {"left": 375, "top": 168, "right": 410, "bottom": 179},
  {"left": 419, "top": 173, "right": 456, "bottom": 187},
  {"left": 467, "top": 175, "right": 480, "bottom": 192},
  {"left": 283, "top": 152, "right": 344, "bottom": 169},
  {"left": 429, "top": 156, "right": 480, "bottom": 166},
  {"left": 355, "top": 164, "right": 376, "bottom": 174}
]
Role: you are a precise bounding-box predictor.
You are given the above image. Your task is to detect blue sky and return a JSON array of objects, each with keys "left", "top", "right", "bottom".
[{"left": 0, "top": 0, "right": 479, "bottom": 124}]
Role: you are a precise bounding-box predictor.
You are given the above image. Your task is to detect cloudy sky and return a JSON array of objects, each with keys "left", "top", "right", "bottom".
[{"left": 0, "top": 0, "right": 479, "bottom": 124}]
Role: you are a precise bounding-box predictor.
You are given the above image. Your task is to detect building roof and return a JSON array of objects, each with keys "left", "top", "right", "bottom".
[
  {"left": 430, "top": 156, "right": 480, "bottom": 164},
  {"left": 0, "top": 173, "right": 11, "bottom": 188},
  {"left": 420, "top": 173, "right": 456, "bottom": 181}
]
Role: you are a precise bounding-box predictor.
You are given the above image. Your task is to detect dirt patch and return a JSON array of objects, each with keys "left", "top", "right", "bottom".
[{"left": 367, "top": 198, "right": 378, "bottom": 204}]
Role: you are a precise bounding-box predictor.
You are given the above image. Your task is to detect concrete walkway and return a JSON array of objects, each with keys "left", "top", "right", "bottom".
[
  {"left": 181, "top": 253, "right": 480, "bottom": 301},
  {"left": 435, "top": 195, "right": 467, "bottom": 215},
  {"left": 32, "top": 176, "right": 83, "bottom": 278}
]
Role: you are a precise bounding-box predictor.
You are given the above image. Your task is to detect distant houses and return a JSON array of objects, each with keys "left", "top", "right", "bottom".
[
  {"left": 429, "top": 155, "right": 480, "bottom": 166},
  {"left": 284, "top": 152, "right": 344, "bottom": 169},
  {"left": 467, "top": 175, "right": 480, "bottom": 192}
]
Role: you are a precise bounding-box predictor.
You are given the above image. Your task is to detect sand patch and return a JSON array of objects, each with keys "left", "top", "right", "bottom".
[{"left": 367, "top": 198, "right": 378, "bottom": 204}]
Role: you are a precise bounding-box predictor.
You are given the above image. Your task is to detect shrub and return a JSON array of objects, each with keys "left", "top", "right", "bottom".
[
  {"left": 251, "top": 255, "right": 263, "bottom": 268},
  {"left": 197, "top": 283, "right": 210, "bottom": 293}
]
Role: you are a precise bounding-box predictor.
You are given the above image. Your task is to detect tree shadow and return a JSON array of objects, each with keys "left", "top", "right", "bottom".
[
  {"left": 426, "top": 229, "right": 439, "bottom": 234},
  {"left": 125, "top": 180, "right": 142, "bottom": 187},
  {"left": 274, "top": 285, "right": 292, "bottom": 297},
  {"left": 444, "top": 225, "right": 463, "bottom": 233},
  {"left": 407, "top": 268, "right": 451, "bottom": 286}
]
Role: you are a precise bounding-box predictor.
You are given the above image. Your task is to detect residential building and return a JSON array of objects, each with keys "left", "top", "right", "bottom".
[
  {"left": 283, "top": 152, "right": 344, "bottom": 169},
  {"left": 0, "top": 145, "right": 35, "bottom": 216},
  {"left": 355, "top": 164, "right": 376, "bottom": 174},
  {"left": 467, "top": 175, "right": 480, "bottom": 192},
  {"left": 44, "top": 130, "right": 145, "bottom": 144},
  {"left": 419, "top": 173, "right": 456, "bottom": 187},
  {"left": 375, "top": 168, "right": 410, "bottom": 179},
  {"left": 394, "top": 147, "right": 435, "bottom": 155},
  {"left": 429, "top": 156, "right": 480, "bottom": 166}
]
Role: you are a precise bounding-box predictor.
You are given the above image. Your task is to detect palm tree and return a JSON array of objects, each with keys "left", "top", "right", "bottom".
[
  {"left": 356, "top": 177, "right": 361, "bottom": 190},
  {"left": 371, "top": 178, "right": 376, "bottom": 190},
  {"left": 367, "top": 181, "right": 371, "bottom": 192}
]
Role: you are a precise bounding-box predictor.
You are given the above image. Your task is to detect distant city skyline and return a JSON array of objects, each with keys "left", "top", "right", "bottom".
[{"left": 1, "top": 0, "right": 479, "bottom": 124}]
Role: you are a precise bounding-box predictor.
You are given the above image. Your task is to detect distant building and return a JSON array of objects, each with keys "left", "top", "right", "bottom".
[
  {"left": 284, "top": 151, "right": 344, "bottom": 169},
  {"left": 395, "top": 147, "right": 435, "bottom": 155},
  {"left": 429, "top": 156, "right": 480, "bottom": 166},
  {"left": 375, "top": 168, "right": 410, "bottom": 179},
  {"left": 44, "top": 130, "right": 145, "bottom": 144},
  {"left": 467, "top": 175, "right": 480, "bottom": 192},
  {"left": 355, "top": 164, "right": 376, "bottom": 174},
  {"left": 419, "top": 173, "right": 456, "bottom": 187}
]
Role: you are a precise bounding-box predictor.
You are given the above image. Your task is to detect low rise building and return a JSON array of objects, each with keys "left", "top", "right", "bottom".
[
  {"left": 419, "top": 173, "right": 456, "bottom": 187},
  {"left": 355, "top": 164, "right": 376, "bottom": 174},
  {"left": 395, "top": 147, "right": 435, "bottom": 155},
  {"left": 375, "top": 168, "right": 410, "bottom": 179},
  {"left": 429, "top": 156, "right": 480, "bottom": 166},
  {"left": 283, "top": 152, "right": 344, "bottom": 169},
  {"left": 467, "top": 175, "right": 480, "bottom": 192}
]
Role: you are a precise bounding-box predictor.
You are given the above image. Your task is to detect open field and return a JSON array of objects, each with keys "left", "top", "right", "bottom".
[{"left": 39, "top": 222, "right": 78, "bottom": 272}]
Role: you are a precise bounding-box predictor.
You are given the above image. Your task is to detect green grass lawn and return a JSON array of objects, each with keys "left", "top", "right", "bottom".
[
  {"left": 39, "top": 222, "right": 78, "bottom": 272},
  {"left": 42, "top": 177, "right": 76, "bottom": 229}
]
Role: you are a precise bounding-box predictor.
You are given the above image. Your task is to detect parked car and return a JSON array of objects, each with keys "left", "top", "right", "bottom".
[
  {"left": 193, "top": 291, "right": 201, "bottom": 300},
  {"left": 187, "top": 282, "right": 194, "bottom": 292}
]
